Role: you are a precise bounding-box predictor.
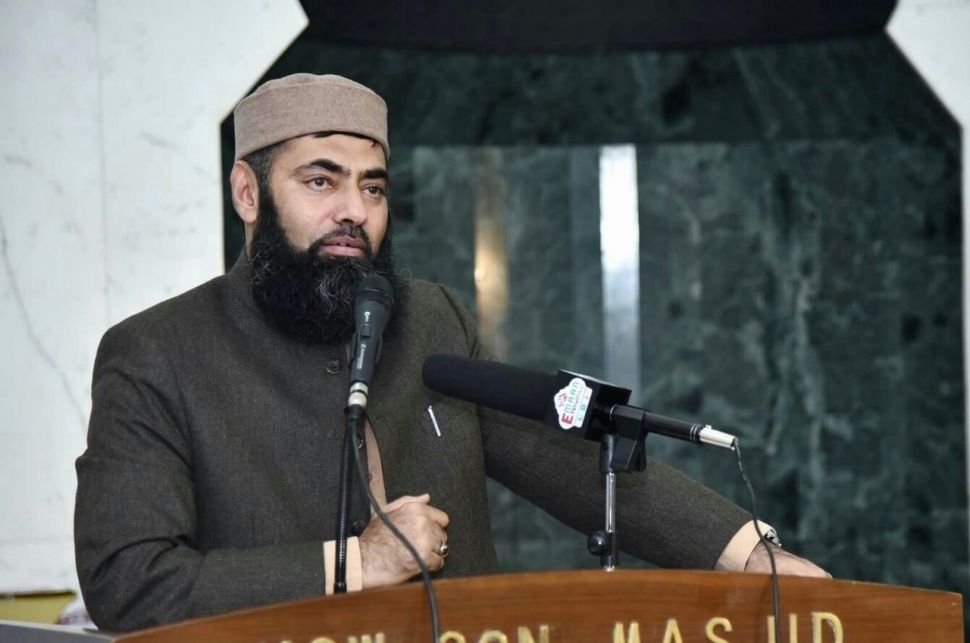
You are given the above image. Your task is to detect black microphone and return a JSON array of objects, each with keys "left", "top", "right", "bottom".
[
  {"left": 335, "top": 274, "right": 395, "bottom": 594},
  {"left": 422, "top": 354, "right": 736, "bottom": 449},
  {"left": 347, "top": 275, "right": 394, "bottom": 413}
]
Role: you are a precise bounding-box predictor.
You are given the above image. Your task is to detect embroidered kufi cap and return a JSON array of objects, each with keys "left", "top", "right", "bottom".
[{"left": 233, "top": 73, "right": 388, "bottom": 160}]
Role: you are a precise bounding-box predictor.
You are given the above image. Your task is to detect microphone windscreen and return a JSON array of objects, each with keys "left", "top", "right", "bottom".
[
  {"left": 422, "top": 354, "right": 557, "bottom": 421},
  {"left": 355, "top": 274, "right": 394, "bottom": 310}
]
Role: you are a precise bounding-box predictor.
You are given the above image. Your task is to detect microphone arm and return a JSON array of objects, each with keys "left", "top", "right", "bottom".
[
  {"left": 421, "top": 355, "right": 737, "bottom": 450},
  {"left": 609, "top": 405, "right": 737, "bottom": 450}
]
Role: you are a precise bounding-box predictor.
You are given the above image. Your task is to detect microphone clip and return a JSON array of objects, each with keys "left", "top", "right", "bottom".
[
  {"left": 544, "top": 371, "right": 630, "bottom": 440},
  {"left": 544, "top": 371, "right": 647, "bottom": 474}
]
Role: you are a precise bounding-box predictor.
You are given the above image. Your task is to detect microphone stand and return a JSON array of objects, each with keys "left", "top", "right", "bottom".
[
  {"left": 334, "top": 400, "right": 365, "bottom": 593},
  {"left": 586, "top": 407, "right": 648, "bottom": 570}
]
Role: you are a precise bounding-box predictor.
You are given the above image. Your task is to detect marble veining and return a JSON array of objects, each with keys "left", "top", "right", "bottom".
[
  {"left": 637, "top": 139, "right": 964, "bottom": 595},
  {"left": 0, "top": 215, "right": 87, "bottom": 432}
]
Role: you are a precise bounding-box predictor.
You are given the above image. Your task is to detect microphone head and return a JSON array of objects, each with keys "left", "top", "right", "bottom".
[
  {"left": 422, "top": 354, "right": 557, "bottom": 421},
  {"left": 349, "top": 275, "right": 395, "bottom": 387},
  {"left": 355, "top": 274, "right": 394, "bottom": 312}
]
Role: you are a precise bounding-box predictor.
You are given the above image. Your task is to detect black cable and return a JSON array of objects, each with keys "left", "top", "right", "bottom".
[
  {"left": 734, "top": 439, "right": 781, "bottom": 643},
  {"left": 349, "top": 414, "right": 442, "bottom": 643}
]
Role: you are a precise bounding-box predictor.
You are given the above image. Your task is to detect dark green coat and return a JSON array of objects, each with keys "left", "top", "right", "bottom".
[{"left": 74, "top": 257, "right": 749, "bottom": 632}]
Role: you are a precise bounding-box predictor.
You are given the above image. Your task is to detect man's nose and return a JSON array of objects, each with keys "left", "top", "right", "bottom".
[{"left": 334, "top": 187, "right": 368, "bottom": 225}]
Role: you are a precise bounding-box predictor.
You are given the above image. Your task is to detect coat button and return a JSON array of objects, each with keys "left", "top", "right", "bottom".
[
  {"left": 325, "top": 359, "right": 341, "bottom": 374},
  {"left": 351, "top": 519, "right": 367, "bottom": 536}
]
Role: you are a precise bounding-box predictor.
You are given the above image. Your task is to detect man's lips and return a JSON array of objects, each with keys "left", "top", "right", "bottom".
[{"left": 319, "top": 235, "right": 367, "bottom": 257}]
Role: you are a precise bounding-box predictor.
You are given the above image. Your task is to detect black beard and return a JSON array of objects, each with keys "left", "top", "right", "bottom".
[{"left": 249, "top": 190, "right": 402, "bottom": 345}]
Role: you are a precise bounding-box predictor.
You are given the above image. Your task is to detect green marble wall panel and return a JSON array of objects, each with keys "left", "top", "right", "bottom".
[
  {"left": 387, "top": 146, "right": 611, "bottom": 569},
  {"left": 392, "top": 147, "right": 477, "bottom": 312},
  {"left": 383, "top": 139, "right": 966, "bottom": 590},
  {"left": 636, "top": 140, "right": 965, "bottom": 592}
]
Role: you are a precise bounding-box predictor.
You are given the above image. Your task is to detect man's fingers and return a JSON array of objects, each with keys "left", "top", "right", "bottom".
[
  {"left": 382, "top": 493, "right": 430, "bottom": 513},
  {"left": 773, "top": 548, "right": 831, "bottom": 578},
  {"left": 424, "top": 527, "right": 449, "bottom": 569},
  {"left": 745, "top": 544, "right": 831, "bottom": 578},
  {"left": 382, "top": 494, "right": 448, "bottom": 528},
  {"left": 397, "top": 504, "right": 450, "bottom": 537},
  {"left": 360, "top": 493, "right": 452, "bottom": 583},
  {"left": 400, "top": 516, "right": 448, "bottom": 565},
  {"left": 425, "top": 505, "right": 450, "bottom": 528}
]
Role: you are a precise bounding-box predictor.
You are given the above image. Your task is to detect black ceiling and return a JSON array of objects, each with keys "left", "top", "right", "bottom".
[{"left": 297, "top": 0, "right": 897, "bottom": 53}]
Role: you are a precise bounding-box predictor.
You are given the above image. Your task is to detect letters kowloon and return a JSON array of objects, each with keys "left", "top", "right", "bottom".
[{"left": 294, "top": 611, "right": 845, "bottom": 643}]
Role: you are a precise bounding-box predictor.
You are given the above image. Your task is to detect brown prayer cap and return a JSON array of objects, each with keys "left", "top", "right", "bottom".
[{"left": 233, "top": 73, "right": 388, "bottom": 161}]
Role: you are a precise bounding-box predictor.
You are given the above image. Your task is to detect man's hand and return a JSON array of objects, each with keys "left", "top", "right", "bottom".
[
  {"left": 359, "top": 493, "right": 450, "bottom": 589},
  {"left": 744, "top": 542, "right": 831, "bottom": 578}
]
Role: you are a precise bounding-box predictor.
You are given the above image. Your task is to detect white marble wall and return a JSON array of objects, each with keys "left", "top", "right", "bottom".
[
  {"left": 0, "top": 1, "right": 105, "bottom": 594},
  {"left": 0, "top": 0, "right": 306, "bottom": 593},
  {"left": 887, "top": 0, "right": 970, "bottom": 582}
]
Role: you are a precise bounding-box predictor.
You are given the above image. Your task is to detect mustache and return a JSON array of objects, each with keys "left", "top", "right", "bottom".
[{"left": 307, "top": 224, "right": 373, "bottom": 259}]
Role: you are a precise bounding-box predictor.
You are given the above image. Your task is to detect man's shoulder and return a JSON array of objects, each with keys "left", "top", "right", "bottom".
[
  {"left": 102, "top": 271, "right": 237, "bottom": 346},
  {"left": 394, "top": 277, "right": 479, "bottom": 357},
  {"left": 399, "top": 278, "right": 479, "bottom": 335},
  {"left": 402, "top": 278, "right": 470, "bottom": 318}
]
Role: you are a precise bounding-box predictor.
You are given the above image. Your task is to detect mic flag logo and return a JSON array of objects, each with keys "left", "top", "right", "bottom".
[{"left": 554, "top": 377, "right": 593, "bottom": 430}]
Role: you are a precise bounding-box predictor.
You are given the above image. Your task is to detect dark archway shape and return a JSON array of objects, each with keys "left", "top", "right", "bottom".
[{"left": 298, "top": 0, "right": 897, "bottom": 53}]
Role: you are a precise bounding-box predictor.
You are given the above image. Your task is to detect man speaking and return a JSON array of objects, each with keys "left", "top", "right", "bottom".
[{"left": 74, "top": 73, "right": 826, "bottom": 632}]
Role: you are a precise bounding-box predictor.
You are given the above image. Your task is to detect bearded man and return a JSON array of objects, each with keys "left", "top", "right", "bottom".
[{"left": 74, "top": 73, "right": 826, "bottom": 633}]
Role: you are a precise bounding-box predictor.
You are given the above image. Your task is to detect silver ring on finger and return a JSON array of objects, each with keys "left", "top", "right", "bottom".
[{"left": 435, "top": 539, "right": 449, "bottom": 558}]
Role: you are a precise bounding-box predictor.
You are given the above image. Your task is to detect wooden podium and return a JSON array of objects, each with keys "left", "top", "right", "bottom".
[{"left": 98, "top": 570, "right": 962, "bottom": 643}]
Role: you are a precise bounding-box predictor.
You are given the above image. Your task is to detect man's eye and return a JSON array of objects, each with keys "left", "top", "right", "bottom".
[
  {"left": 308, "top": 177, "right": 331, "bottom": 189},
  {"left": 364, "top": 185, "right": 386, "bottom": 197}
]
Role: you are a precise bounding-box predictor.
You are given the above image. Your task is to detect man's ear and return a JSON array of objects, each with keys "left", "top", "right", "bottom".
[{"left": 229, "top": 161, "right": 260, "bottom": 226}]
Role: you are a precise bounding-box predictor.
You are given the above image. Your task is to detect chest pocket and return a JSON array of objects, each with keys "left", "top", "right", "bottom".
[{"left": 370, "top": 395, "right": 485, "bottom": 508}]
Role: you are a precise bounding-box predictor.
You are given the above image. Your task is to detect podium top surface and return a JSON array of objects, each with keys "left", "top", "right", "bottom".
[{"left": 93, "top": 570, "right": 964, "bottom": 642}]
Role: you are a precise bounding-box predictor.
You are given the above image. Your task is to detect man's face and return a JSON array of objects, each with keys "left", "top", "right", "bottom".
[
  {"left": 245, "top": 133, "right": 400, "bottom": 345},
  {"left": 264, "top": 133, "right": 389, "bottom": 258}
]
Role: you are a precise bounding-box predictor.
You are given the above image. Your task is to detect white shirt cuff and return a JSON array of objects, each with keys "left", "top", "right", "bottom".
[
  {"left": 715, "top": 520, "right": 775, "bottom": 571},
  {"left": 323, "top": 537, "right": 363, "bottom": 594}
]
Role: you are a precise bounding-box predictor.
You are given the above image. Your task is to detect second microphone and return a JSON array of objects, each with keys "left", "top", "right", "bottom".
[{"left": 422, "top": 354, "right": 736, "bottom": 449}]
